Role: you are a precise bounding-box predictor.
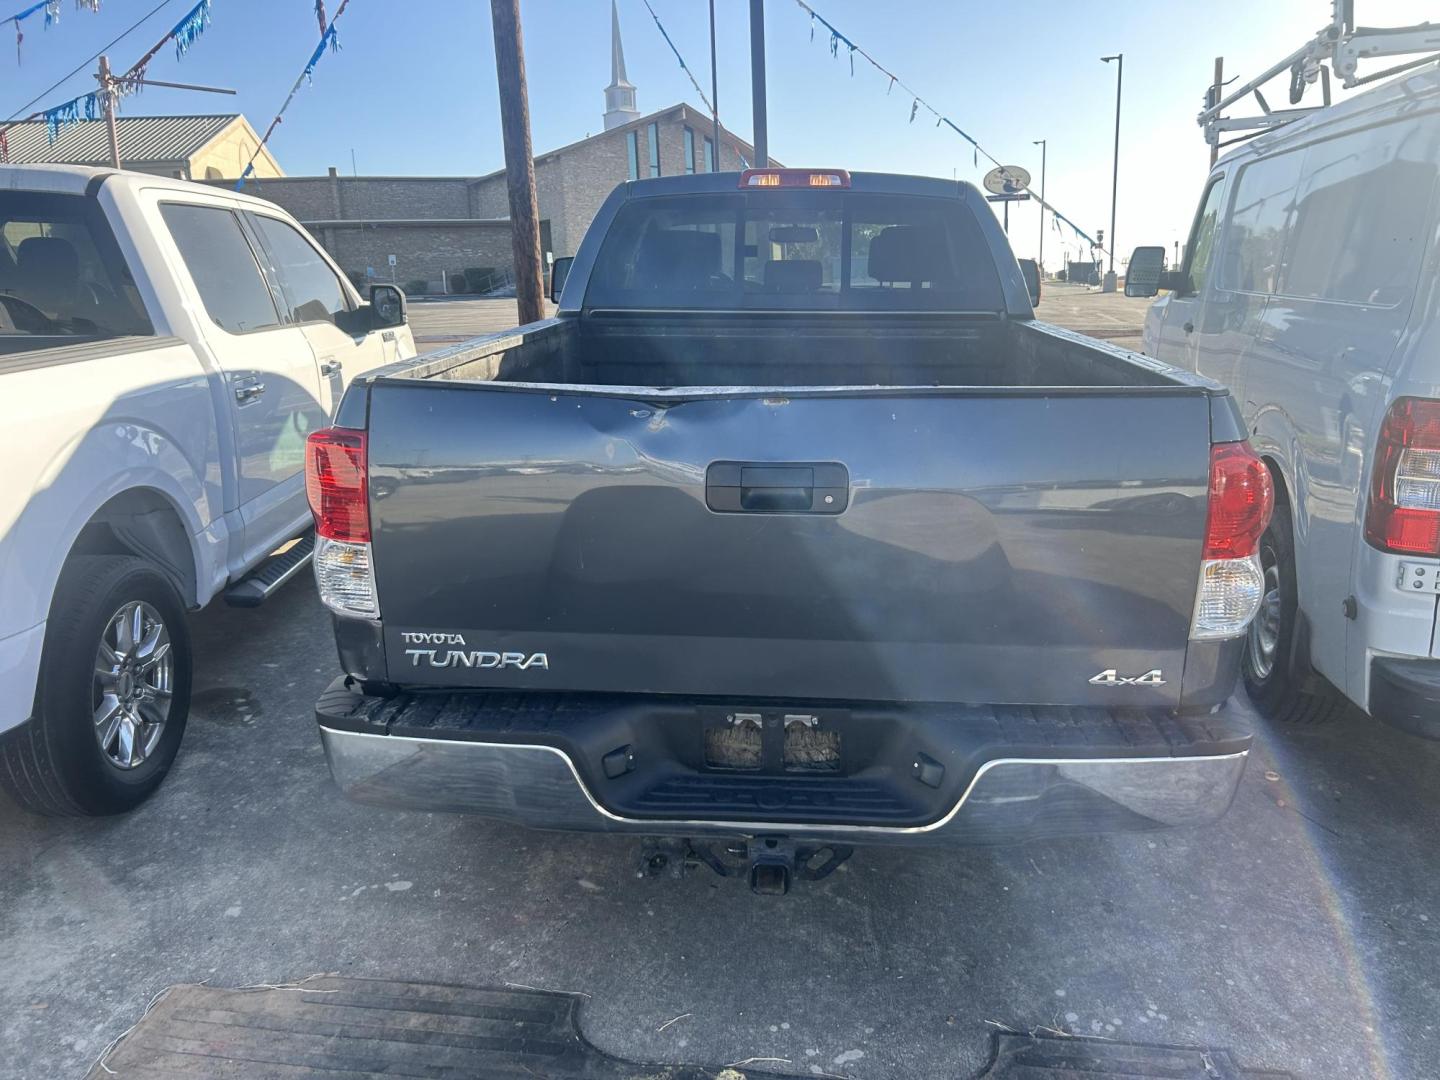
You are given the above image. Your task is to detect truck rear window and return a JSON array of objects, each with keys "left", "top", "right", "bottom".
[
  {"left": 585, "top": 192, "right": 1004, "bottom": 312},
  {"left": 0, "top": 190, "right": 152, "bottom": 354}
]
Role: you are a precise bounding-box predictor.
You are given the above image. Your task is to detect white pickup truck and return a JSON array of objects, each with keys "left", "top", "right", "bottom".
[{"left": 0, "top": 164, "right": 414, "bottom": 816}]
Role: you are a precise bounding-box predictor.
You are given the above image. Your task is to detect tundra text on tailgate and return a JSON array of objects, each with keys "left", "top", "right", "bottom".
[{"left": 307, "top": 169, "right": 1272, "bottom": 893}]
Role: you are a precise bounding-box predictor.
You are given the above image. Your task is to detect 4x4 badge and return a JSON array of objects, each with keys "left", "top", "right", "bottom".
[{"left": 1089, "top": 668, "right": 1166, "bottom": 687}]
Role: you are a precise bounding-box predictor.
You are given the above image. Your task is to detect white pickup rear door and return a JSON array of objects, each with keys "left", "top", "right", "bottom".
[{"left": 154, "top": 199, "right": 326, "bottom": 572}]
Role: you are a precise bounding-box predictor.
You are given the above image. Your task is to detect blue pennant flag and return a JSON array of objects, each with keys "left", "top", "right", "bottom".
[
  {"left": 304, "top": 24, "right": 338, "bottom": 83},
  {"left": 171, "top": 0, "right": 211, "bottom": 60},
  {"left": 44, "top": 90, "right": 98, "bottom": 142}
]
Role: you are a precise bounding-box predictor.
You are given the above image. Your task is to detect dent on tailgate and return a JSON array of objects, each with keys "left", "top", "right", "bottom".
[{"left": 365, "top": 379, "right": 1212, "bottom": 708}]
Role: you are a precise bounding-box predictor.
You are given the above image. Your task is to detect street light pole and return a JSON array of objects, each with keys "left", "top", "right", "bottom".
[
  {"left": 1032, "top": 138, "right": 1046, "bottom": 276},
  {"left": 1101, "top": 52, "right": 1123, "bottom": 291}
]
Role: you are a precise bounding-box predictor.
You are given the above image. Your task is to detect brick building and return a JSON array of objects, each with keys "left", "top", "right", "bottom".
[{"left": 230, "top": 2, "right": 766, "bottom": 293}]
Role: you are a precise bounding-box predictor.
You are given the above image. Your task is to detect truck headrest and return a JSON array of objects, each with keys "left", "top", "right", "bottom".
[
  {"left": 635, "top": 228, "right": 722, "bottom": 289},
  {"left": 17, "top": 236, "right": 80, "bottom": 311},
  {"left": 763, "top": 259, "right": 823, "bottom": 293},
  {"left": 866, "top": 225, "right": 954, "bottom": 286},
  {"left": 18, "top": 236, "right": 79, "bottom": 281}
]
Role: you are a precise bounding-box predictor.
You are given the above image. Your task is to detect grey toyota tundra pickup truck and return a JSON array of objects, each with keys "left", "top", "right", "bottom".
[{"left": 306, "top": 169, "right": 1273, "bottom": 891}]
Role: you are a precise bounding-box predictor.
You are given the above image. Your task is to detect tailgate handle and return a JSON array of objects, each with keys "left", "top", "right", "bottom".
[{"left": 706, "top": 461, "right": 849, "bottom": 514}]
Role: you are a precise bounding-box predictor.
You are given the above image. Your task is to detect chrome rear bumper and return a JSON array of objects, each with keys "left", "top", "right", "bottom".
[{"left": 319, "top": 725, "right": 1248, "bottom": 846}]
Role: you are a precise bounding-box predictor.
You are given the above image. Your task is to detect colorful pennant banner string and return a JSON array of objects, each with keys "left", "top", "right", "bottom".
[
  {"left": 171, "top": 0, "right": 209, "bottom": 58},
  {"left": 5, "top": 0, "right": 102, "bottom": 65},
  {"left": 792, "top": 0, "right": 1103, "bottom": 252},
  {"left": 0, "top": 0, "right": 214, "bottom": 154},
  {"left": 43, "top": 87, "right": 97, "bottom": 138},
  {"left": 236, "top": 0, "right": 351, "bottom": 187},
  {"left": 640, "top": 0, "right": 714, "bottom": 117}
]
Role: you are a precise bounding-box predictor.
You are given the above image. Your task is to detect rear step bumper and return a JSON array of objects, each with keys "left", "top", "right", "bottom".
[{"left": 315, "top": 678, "right": 1250, "bottom": 846}]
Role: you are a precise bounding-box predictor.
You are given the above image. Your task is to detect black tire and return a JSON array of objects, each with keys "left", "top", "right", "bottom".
[
  {"left": 1241, "top": 499, "right": 1348, "bottom": 725},
  {"left": 0, "top": 555, "right": 192, "bottom": 816}
]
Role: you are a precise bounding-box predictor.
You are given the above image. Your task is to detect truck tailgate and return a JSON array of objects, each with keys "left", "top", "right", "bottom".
[{"left": 367, "top": 381, "right": 1211, "bottom": 707}]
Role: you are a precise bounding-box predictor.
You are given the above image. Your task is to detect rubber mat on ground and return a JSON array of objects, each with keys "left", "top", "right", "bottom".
[
  {"left": 86, "top": 977, "right": 1290, "bottom": 1079},
  {"left": 981, "top": 1031, "right": 1292, "bottom": 1079},
  {"left": 85, "top": 977, "right": 785, "bottom": 1078}
]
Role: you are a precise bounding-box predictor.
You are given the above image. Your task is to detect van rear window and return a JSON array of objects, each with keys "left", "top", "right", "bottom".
[{"left": 585, "top": 192, "right": 1004, "bottom": 312}]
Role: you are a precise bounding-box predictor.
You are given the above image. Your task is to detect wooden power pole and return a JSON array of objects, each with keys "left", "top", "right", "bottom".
[
  {"left": 489, "top": 0, "right": 545, "bottom": 325},
  {"left": 97, "top": 55, "right": 122, "bottom": 169}
]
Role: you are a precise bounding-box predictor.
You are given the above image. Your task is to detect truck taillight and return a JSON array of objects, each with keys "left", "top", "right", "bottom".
[
  {"left": 1191, "top": 441, "right": 1273, "bottom": 640},
  {"left": 1203, "top": 442, "right": 1273, "bottom": 560},
  {"left": 1364, "top": 397, "right": 1440, "bottom": 557},
  {"left": 305, "top": 428, "right": 379, "bottom": 618},
  {"left": 739, "top": 168, "right": 850, "bottom": 189}
]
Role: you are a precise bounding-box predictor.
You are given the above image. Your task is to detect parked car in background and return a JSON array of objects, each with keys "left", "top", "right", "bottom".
[
  {"left": 0, "top": 164, "right": 414, "bottom": 816},
  {"left": 1130, "top": 62, "right": 1440, "bottom": 736},
  {"left": 310, "top": 168, "right": 1272, "bottom": 893}
]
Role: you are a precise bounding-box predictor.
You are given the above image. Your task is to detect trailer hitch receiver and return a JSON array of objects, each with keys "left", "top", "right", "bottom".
[{"left": 637, "top": 836, "right": 853, "bottom": 895}]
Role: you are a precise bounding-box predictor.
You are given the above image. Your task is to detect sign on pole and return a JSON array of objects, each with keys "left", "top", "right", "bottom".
[{"left": 983, "top": 165, "right": 1031, "bottom": 196}]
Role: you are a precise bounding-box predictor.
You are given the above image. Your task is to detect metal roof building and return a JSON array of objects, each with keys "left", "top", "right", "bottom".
[{"left": 0, "top": 114, "right": 283, "bottom": 180}]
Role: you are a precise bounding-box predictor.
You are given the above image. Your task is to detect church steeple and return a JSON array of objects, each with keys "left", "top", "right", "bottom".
[{"left": 603, "top": 0, "right": 639, "bottom": 131}]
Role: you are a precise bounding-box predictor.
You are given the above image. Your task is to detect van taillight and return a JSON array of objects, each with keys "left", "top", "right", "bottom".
[
  {"left": 305, "top": 428, "right": 378, "bottom": 618},
  {"left": 1365, "top": 397, "right": 1440, "bottom": 557},
  {"left": 1191, "top": 441, "right": 1272, "bottom": 640},
  {"left": 1203, "top": 442, "right": 1274, "bottom": 559},
  {"left": 305, "top": 429, "right": 369, "bottom": 543}
]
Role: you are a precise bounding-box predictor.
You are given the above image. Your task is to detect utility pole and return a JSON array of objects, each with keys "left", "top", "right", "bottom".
[
  {"left": 1100, "top": 52, "right": 1123, "bottom": 291},
  {"left": 709, "top": 0, "right": 721, "bottom": 170},
  {"left": 489, "top": 0, "right": 545, "bottom": 324},
  {"left": 749, "top": 0, "right": 768, "bottom": 167},
  {"left": 1032, "top": 138, "right": 1047, "bottom": 275},
  {"left": 96, "top": 55, "right": 122, "bottom": 169}
]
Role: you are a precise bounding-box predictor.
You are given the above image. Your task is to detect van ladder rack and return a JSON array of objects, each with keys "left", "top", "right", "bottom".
[{"left": 1198, "top": 0, "right": 1440, "bottom": 151}]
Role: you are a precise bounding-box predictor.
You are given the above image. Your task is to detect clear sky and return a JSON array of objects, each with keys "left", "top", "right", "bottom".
[{"left": 3, "top": 0, "right": 1435, "bottom": 265}]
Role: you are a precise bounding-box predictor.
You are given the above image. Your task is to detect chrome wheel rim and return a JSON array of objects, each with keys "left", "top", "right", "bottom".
[
  {"left": 92, "top": 601, "right": 172, "bottom": 769},
  {"left": 1247, "top": 556, "right": 1282, "bottom": 683}
]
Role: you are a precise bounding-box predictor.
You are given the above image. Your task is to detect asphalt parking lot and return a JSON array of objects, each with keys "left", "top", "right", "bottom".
[
  {"left": 4, "top": 287, "right": 1437, "bottom": 1080},
  {"left": 5, "top": 583, "right": 1440, "bottom": 1080}
]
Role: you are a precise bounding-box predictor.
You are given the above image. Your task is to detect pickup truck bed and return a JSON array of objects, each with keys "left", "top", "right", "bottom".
[
  {"left": 310, "top": 170, "right": 1269, "bottom": 857},
  {"left": 397, "top": 307, "right": 1184, "bottom": 388}
]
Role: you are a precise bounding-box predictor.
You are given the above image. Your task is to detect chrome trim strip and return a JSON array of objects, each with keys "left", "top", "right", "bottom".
[{"left": 319, "top": 725, "right": 1248, "bottom": 837}]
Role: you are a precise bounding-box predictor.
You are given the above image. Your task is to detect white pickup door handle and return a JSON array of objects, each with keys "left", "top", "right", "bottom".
[
  {"left": 319, "top": 358, "right": 343, "bottom": 376},
  {"left": 233, "top": 380, "right": 265, "bottom": 404}
]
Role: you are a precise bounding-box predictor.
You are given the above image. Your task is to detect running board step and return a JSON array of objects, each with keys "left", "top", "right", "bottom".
[{"left": 223, "top": 533, "right": 314, "bottom": 607}]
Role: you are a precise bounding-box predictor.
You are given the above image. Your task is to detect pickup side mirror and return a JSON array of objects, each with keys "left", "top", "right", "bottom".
[
  {"left": 1157, "top": 270, "right": 1191, "bottom": 295},
  {"left": 549, "top": 256, "right": 574, "bottom": 303},
  {"left": 370, "top": 284, "right": 407, "bottom": 328},
  {"left": 1017, "top": 258, "right": 1041, "bottom": 306},
  {"left": 1124, "top": 246, "right": 1168, "bottom": 297}
]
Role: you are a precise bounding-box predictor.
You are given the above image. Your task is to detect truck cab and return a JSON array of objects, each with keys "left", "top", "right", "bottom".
[{"left": 0, "top": 164, "right": 415, "bottom": 815}]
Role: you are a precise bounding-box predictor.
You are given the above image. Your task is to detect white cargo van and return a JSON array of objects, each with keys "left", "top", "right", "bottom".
[{"left": 1131, "top": 62, "right": 1440, "bottom": 736}]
